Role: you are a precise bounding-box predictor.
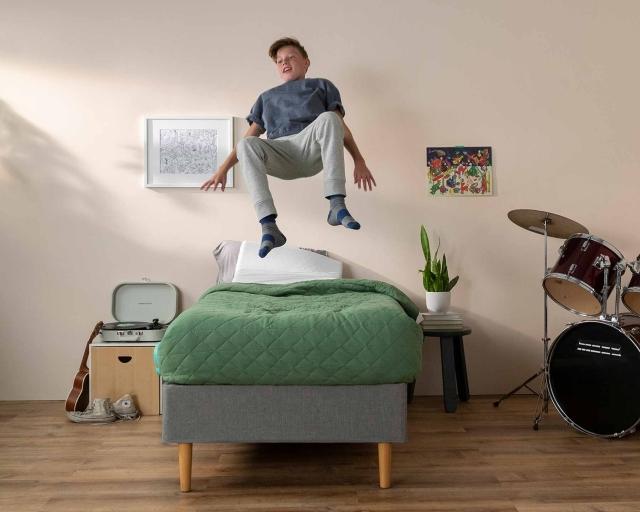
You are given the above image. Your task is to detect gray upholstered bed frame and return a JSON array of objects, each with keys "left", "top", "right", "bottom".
[{"left": 162, "top": 382, "right": 408, "bottom": 491}]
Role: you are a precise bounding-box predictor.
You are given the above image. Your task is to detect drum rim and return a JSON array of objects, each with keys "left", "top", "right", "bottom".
[
  {"left": 548, "top": 319, "right": 640, "bottom": 438},
  {"left": 565, "top": 233, "right": 625, "bottom": 261},
  {"left": 543, "top": 272, "right": 603, "bottom": 317}
]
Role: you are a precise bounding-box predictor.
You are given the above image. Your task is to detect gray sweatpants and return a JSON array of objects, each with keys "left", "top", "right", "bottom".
[{"left": 236, "top": 110, "right": 347, "bottom": 220}]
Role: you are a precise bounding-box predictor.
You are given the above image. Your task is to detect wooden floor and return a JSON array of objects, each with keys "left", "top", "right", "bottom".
[{"left": 2, "top": 397, "right": 640, "bottom": 512}]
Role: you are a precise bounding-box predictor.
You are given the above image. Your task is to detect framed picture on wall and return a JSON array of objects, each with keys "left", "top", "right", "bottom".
[
  {"left": 426, "top": 146, "right": 493, "bottom": 196},
  {"left": 145, "top": 118, "right": 234, "bottom": 188}
]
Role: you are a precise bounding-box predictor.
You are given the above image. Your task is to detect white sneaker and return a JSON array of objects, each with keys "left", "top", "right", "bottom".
[
  {"left": 67, "top": 398, "right": 117, "bottom": 423},
  {"left": 113, "top": 394, "right": 140, "bottom": 420}
]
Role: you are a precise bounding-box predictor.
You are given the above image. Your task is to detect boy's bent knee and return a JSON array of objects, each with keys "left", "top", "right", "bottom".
[
  {"left": 237, "top": 136, "right": 261, "bottom": 155},
  {"left": 317, "top": 111, "right": 341, "bottom": 124}
]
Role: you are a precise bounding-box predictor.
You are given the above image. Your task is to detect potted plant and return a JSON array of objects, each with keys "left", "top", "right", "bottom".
[{"left": 419, "top": 225, "right": 459, "bottom": 312}]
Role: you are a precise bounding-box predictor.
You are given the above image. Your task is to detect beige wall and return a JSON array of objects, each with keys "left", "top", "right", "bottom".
[{"left": 1, "top": 0, "right": 638, "bottom": 400}]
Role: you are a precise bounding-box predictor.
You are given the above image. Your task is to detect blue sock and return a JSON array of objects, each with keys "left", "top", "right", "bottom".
[
  {"left": 258, "top": 214, "right": 286, "bottom": 258},
  {"left": 259, "top": 214, "right": 277, "bottom": 225},
  {"left": 327, "top": 194, "right": 360, "bottom": 230}
]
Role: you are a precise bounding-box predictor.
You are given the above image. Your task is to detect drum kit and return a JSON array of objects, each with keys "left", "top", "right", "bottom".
[{"left": 494, "top": 209, "right": 640, "bottom": 439}]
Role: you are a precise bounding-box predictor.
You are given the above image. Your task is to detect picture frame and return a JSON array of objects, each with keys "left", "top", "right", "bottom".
[
  {"left": 426, "top": 146, "right": 493, "bottom": 196},
  {"left": 145, "top": 118, "right": 234, "bottom": 188}
]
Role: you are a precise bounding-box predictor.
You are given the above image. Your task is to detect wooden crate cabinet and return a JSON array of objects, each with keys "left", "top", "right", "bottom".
[{"left": 90, "top": 343, "right": 160, "bottom": 415}]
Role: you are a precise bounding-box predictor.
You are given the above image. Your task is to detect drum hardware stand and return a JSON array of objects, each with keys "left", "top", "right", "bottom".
[
  {"left": 593, "top": 254, "right": 633, "bottom": 323},
  {"left": 593, "top": 257, "right": 628, "bottom": 323},
  {"left": 494, "top": 216, "right": 551, "bottom": 431},
  {"left": 594, "top": 255, "right": 611, "bottom": 320},
  {"left": 611, "top": 261, "right": 626, "bottom": 323},
  {"left": 611, "top": 260, "right": 633, "bottom": 323}
]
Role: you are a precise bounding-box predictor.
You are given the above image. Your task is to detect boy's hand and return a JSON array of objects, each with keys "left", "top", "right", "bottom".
[
  {"left": 201, "top": 169, "right": 228, "bottom": 192},
  {"left": 354, "top": 161, "right": 376, "bottom": 191}
]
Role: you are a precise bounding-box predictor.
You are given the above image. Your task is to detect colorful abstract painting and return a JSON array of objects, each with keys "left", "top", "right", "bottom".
[{"left": 426, "top": 146, "right": 493, "bottom": 196}]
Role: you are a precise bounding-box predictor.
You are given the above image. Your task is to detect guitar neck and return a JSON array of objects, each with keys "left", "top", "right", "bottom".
[{"left": 79, "top": 321, "right": 104, "bottom": 370}]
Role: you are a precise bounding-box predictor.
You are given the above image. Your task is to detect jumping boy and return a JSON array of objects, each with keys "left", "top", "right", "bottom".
[{"left": 201, "top": 37, "right": 376, "bottom": 257}]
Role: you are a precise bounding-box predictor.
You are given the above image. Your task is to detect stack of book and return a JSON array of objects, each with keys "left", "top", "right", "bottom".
[{"left": 419, "top": 312, "right": 464, "bottom": 331}]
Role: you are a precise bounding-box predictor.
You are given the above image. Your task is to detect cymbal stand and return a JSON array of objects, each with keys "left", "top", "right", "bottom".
[
  {"left": 532, "top": 217, "right": 551, "bottom": 430},
  {"left": 494, "top": 216, "right": 551, "bottom": 431}
]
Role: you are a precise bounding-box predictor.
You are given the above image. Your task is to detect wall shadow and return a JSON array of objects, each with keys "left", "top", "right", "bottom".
[{"left": 0, "top": 99, "right": 206, "bottom": 399}]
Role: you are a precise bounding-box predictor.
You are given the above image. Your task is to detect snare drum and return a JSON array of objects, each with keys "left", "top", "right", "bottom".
[
  {"left": 623, "top": 270, "right": 640, "bottom": 315},
  {"left": 543, "top": 234, "right": 624, "bottom": 316}
]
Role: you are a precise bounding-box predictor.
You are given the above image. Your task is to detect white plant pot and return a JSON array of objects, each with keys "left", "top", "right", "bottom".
[{"left": 425, "top": 291, "right": 451, "bottom": 313}]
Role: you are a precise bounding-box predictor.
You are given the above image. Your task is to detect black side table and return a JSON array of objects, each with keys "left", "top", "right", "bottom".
[{"left": 409, "top": 327, "right": 471, "bottom": 413}]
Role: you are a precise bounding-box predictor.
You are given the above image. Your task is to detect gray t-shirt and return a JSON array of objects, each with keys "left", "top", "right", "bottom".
[{"left": 246, "top": 77, "right": 345, "bottom": 139}]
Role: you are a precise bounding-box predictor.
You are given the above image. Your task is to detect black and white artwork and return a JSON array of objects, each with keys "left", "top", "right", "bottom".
[
  {"left": 146, "top": 118, "right": 233, "bottom": 187},
  {"left": 159, "top": 129, "right": 217, "bottom": 175}
]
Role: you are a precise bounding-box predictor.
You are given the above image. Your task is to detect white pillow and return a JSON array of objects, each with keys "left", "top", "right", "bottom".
[{"left": 232, "top": 241, "right": 342, "bottom": 284}]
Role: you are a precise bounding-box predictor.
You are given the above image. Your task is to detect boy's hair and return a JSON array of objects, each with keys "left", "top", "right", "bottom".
[{"left": 268, "top": 37, "right": 308, "bottom": 62}]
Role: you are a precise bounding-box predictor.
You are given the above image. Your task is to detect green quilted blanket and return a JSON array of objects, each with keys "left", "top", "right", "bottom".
[{"left": 154, "top": 279, "right": 423, "bottom": 385}]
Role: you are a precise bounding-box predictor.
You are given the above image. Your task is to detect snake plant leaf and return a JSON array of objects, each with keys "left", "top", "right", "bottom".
[
  {"left": 420, "top": 225, "right": 431, "bottom": 261},
  {"left": 420, "top": 225, "right": 459, "bottom": 293},
  {"left": 443, "top": 255, "right": 450, "bottom": 284},
  {"left": 434, "top": 261, "right": 442, "bottom": 292}
]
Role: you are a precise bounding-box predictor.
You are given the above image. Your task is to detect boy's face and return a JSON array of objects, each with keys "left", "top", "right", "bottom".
[{"left": 275, "top": 46, "right": 309, "bottom": 82}]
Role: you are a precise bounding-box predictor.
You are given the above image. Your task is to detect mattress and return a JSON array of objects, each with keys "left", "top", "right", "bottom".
[{"left": 154, "top": 279, "right": 422, "bottom": 386}]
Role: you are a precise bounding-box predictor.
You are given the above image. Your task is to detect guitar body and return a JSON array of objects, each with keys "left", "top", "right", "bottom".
[
  {"left": 65, "top": 370, "right": 90, "bottom": 412},
  {"left": 65, "top": 321, "right": 103, "bottom": 413}
]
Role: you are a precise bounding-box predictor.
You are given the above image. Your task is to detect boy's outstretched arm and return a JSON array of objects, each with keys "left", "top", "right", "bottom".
[
  {"left": 334, "top": 110, "right": 377, "bottom": 192},
  {"left": 201, "top": 122, "right": 266, "bottom": 191}
]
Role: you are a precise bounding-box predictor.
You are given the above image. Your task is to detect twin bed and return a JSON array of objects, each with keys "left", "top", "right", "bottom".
[{"left": 154, "top": 241, "right": 423, "bottom": 490}]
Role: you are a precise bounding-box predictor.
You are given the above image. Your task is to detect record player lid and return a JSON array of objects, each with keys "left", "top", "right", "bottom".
[{"left": 112, "top": 281, "right": 178, "bottom": 324}]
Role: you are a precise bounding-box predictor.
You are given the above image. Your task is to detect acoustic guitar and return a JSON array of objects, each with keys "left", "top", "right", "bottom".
[{"left": 65, "top": 321, "right": 103, "bottom": 412}]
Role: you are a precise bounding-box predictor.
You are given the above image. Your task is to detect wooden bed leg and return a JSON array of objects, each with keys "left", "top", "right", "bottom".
[
  {"left": 179, "top": 443, "right": 192, "bottom": 492},
  {"left": 378, "top": 442, "right": 392, "bottom": 489}
]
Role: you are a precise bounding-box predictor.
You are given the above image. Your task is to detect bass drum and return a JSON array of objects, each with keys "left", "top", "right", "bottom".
[{"left": 548, "top": 314, "right": 640, "bottom": 438}]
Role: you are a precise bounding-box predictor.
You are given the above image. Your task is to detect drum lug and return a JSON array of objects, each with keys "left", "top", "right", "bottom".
[
  {"left": 568, "top": 263, "right": 577, "bottom": 275},
  {"left": 581, "top": 240, "right": 590, "bottom": 252},
  {"left": 594, "top": 255, "right": 611, "bottom": 270}
]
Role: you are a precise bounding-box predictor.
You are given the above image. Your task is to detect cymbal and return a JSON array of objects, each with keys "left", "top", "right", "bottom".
[{"left": 508, "top": 209, "right": 589, "bottom": 239}]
